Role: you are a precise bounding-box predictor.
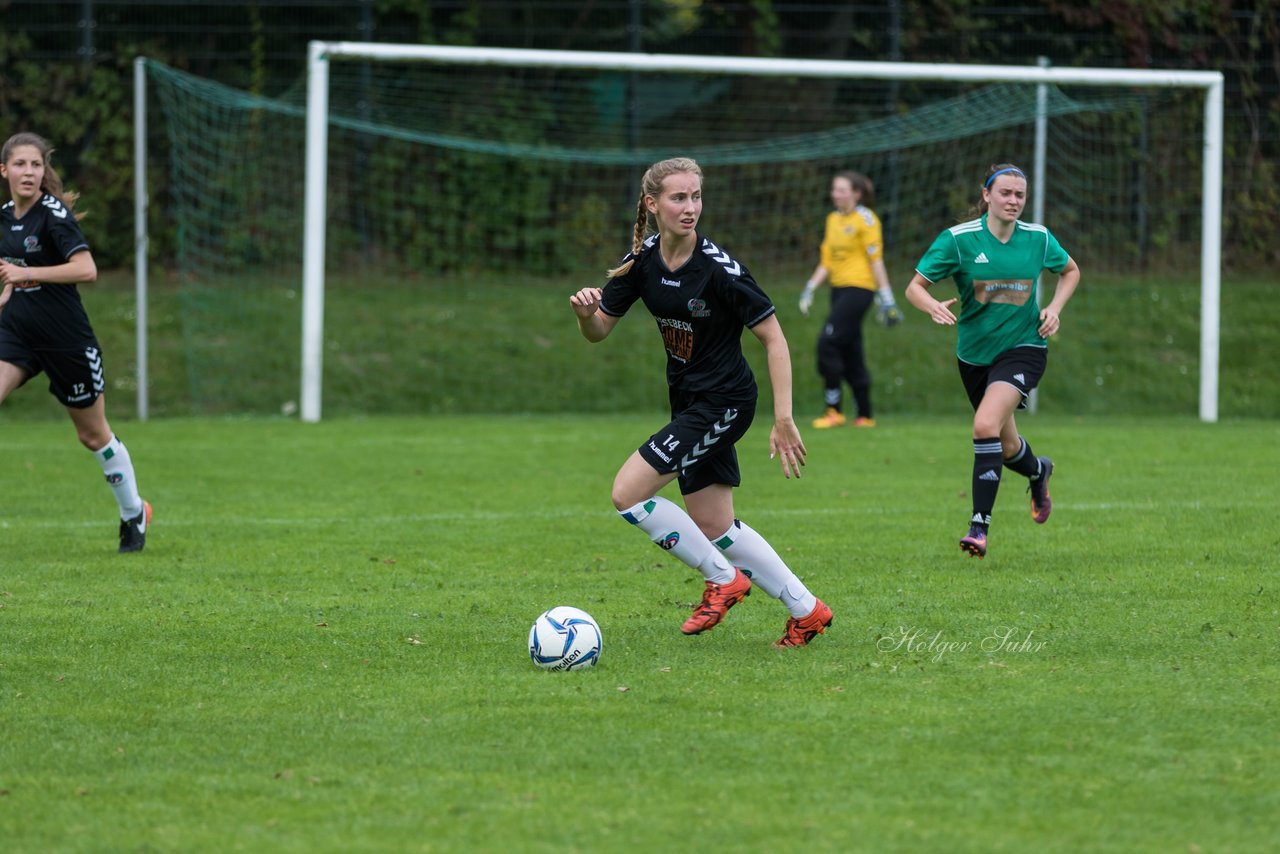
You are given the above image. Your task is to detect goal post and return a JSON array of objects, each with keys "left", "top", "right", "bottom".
[
  {"left": 301, "top": 40, "right": 331, "bottom": 426},
  {"left": 133, "top": 47, "right": 1225, "bottom": 420},
  {"left": 299, "top": 42, "right": 1224, "bottom": 423}
]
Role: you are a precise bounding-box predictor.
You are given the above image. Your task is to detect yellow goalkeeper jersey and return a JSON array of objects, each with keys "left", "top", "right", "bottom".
[{"left": 819, "top": 205, "right": 883, "bottom": 291}]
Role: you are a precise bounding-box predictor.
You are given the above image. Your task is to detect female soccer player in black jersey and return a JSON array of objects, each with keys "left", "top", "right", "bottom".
[
  {"left": 0, "top": 133, "right": 151, "bottom": 553},
  {"left": 569, "top": 157, "right": 831, "bottom": 648}
]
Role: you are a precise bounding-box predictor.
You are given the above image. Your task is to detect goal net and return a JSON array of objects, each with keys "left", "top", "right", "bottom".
[{"left": 140, "top": 47, "right": 1221, "bottom": 419}]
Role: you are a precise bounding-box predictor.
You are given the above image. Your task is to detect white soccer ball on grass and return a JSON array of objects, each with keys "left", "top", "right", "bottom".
[{"left": 528, "top": 606, "right": 602, "bottom": 671}]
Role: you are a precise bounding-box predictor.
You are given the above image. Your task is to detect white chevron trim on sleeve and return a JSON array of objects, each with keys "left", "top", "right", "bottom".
[{"left": 700, "top": 238, "right": 742, "bottom": 277}]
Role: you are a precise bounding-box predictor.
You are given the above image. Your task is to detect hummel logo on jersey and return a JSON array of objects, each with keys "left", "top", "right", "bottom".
[
  {"left": 701, "top": 239, "right": 742, "bottom": 277},
  {"left": 979, "top": 470, "right": 1000, "bottom": 481},
  {"left": 1014, "top": 373, "right": 1026, "bottom": 385},
  {"left": 87, "top": 347, "right": 105, "bottom": 393},
  {"left": 661, "top": 277, "right": 680, "bottom": 288},
  {"left": 974, "top": 252, "right": 990, "bottom": 263},
  {"left": 41, "top": 196, "right": 69, "bottom": 220}
]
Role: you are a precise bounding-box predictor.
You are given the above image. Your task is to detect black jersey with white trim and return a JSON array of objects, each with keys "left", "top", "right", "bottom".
[
  {"left": 0, "top": 194, "right": 94, "bottom": 345},
  {"left": 601, "top": 233, "right": 775, "bottom": 398}
]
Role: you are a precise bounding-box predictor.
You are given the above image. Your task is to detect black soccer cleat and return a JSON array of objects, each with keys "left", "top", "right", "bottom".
[{"left": 119, "top": 500, "right": 152, "bottom": 553}]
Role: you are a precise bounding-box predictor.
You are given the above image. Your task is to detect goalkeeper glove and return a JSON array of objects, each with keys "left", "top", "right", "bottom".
[
  {"left": 875, "top": 289, "right": 903, "bottom": 327},
  {"left": 799, "top": 280, "right": 819, "bottom": 317}
]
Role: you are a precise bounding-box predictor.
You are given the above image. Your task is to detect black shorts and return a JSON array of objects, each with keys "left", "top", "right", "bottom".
[
  {"left": 637, "top": 394, "right": 757, "bottom": 495},
  {"left": 957, "top": 346, "right": 1047, "bottom": 412},
  {"left": 0, "top": 323, "right": 106, "bottom": 409}
]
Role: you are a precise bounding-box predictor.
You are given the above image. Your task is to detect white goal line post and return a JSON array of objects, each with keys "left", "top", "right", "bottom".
[{"left": 289, "top": 42, "right": 1223, "bottom": 423}]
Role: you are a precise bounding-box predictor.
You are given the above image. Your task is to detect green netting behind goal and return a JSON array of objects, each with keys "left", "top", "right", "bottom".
[{"left": 146, "top": 58, "right": 1205, "bottom": 417}]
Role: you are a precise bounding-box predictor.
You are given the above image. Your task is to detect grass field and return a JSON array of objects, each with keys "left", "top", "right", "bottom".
[{"left": 1, "top": 414, "right": 1276, "bottom": 852}]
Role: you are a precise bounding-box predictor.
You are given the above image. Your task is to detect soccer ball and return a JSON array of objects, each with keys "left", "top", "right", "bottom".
[{"left": 528, "top": 606, "right": 602, "bottom": 671}]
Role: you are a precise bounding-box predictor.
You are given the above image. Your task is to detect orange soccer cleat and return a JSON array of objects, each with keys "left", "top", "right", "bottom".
[
  {"left": 681, "top": 568, "right": 752, "bottom": 635},
  {"left": 774, "top": 599, "right": 833, "bottom": 648},
  {"left": 812, "top": 408, "right": 847, "bottom": 429}
]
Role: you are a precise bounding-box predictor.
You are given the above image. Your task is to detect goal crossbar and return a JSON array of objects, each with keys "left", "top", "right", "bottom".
[{"left": 298, "top": 42, "right": 1225, "bottom": 422}]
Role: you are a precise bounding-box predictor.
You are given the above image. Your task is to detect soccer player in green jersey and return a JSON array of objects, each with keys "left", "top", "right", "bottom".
[{"left": 903, "top": 163, "right": 1080, "bottom": 558}]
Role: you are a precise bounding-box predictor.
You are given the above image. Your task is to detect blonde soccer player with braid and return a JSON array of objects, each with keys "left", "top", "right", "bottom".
[{"left": 569, "top": 157, "right": 832, "bottom": 648}]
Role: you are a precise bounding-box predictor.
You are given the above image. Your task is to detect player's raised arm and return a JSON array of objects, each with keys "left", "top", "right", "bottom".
[{"left": 569, "top": 286, "right": 618, "bottom": 342}]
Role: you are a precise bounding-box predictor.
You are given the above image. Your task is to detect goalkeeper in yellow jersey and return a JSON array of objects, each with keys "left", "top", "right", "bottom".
[{"left": 799, "top": 171, "right": 901, "bottom": 429}]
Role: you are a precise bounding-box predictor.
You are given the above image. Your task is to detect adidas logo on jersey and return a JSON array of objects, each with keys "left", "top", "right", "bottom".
[
  {"left": 1014, "top": 373, "right": 1026, "bottom": 384},
  {"left": 974, "top": 252, "right": 990, "bottom": 263}
]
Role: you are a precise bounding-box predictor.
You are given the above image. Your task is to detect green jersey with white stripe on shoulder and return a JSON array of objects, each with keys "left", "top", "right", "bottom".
[{"left": 915, "top": 213, "right": 1070, "bottom": 365}]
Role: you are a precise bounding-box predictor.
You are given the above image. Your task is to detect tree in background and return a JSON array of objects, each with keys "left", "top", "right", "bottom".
[{"left": 0, "top": 0, "right": 1274, "bottom": 268}]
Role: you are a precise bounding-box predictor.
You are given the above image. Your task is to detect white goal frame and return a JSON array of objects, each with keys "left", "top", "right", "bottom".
[{"left": 288, "top": 43, "right": 1224, "bottom": 422}]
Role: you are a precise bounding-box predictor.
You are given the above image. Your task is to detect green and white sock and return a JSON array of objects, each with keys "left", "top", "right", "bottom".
[
  {"left": 93, "top": 434, "right": 144, "bottom": 521},
  {"left": 619, "top": 496, "right": 736, "bottom": 584},
  {"left": 713, "top": 519, "right": 816, "bottom": 617}
]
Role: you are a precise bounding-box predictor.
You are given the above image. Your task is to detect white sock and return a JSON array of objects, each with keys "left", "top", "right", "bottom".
[
  {"left": 92, "top": 434, "right": 144, "bottom": 521},
  {"left": 619, "top": 496, "right": 737, "bottom": 584},
  {"left": 713, "top": 519, "right": 816, "bottom": 618}
]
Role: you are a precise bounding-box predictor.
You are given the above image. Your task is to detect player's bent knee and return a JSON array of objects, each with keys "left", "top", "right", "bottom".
[{"left": 76, "top": 429, "right": 109, "bottom": 451}]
